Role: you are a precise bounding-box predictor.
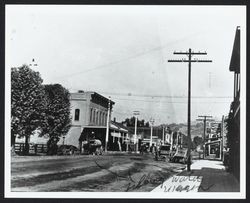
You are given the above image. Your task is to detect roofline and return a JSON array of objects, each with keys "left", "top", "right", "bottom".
[
  {"left": 91, "top": 92, "right": 115, "bottom": 105},
  {"left": 70, "top": 91, "right": 115, "bottom": 105}
]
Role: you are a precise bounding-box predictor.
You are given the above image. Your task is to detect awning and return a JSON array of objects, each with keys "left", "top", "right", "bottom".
[
  {"left": 110, "top": 122, "right": 128, "bottom": 133},
  {"left": 111, "top": 132, "right": 121, "bottom": 138},
  {"left": 205, "top": 140, "right": 221, "bottom": 145},
  {"left": 81, "top": 124, "right": 128, "bottom": 133}
]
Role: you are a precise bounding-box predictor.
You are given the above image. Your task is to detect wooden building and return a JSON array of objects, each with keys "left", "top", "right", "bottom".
[{"left": 227, "top": 26, "right": 240, "bottom": 180}]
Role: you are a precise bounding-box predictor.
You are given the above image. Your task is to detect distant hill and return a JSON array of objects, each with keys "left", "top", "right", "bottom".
[{"left": 167, "top": 122, "right": 204, "bottom": 139}]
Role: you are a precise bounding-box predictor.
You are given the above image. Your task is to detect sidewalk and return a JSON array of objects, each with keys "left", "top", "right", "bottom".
[{"left": 152, "top": 159, "right": 240, "bottom": 192}]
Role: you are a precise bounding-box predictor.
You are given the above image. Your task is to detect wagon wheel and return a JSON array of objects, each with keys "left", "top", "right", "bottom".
[
  {"left": 99, "top": 146, "right": 103, "bottom": 155},
  {"left": 95, "top": 147, "right": 99, "bottom": 155}
]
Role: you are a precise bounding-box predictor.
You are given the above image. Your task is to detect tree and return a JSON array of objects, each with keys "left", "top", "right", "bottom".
[
  {"left": 122, "top": 117, "right": 149, "bottom": 127},
  {"left": 41, "top": 84, "right": 71, "bottom": 155},
  {"left": 193, "top": 136, "right": 203, "bottom": 148},
  {"left": 11, "top": 65, "right": 46, "bottom": 154}
]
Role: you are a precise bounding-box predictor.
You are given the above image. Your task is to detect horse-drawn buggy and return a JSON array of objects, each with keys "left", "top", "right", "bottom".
[{"left": 83, "top": 139, "right": 103, "bottom": 155}]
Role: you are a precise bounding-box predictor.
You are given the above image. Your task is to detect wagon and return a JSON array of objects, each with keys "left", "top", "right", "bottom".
[
  {"left": 57, "top": 145, "right": 80, "bottom": 155},
  {"left": 170, "top": 148, "right": 188, "bottom": 164},
  {"left": 88, "top": 139, "right": 103, "bottom": 155}
]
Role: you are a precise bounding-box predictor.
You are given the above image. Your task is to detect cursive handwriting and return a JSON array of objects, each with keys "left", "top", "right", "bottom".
[
  {"left": 161, "top": 175, "right": 214, "bottom": 192},
  {"left": 94, "top": 161, "right": 215, "bottom": 192},
  {"left": 126, "top": 173, "right": 164, "bottom": 191}
]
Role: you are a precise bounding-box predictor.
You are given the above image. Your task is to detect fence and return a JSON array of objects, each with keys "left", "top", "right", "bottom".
[{"left": 14, "top": 143, "right": 48, "bottom": 155}]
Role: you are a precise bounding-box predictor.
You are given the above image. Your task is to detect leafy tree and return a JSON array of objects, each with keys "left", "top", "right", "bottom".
[
  {"left": 11, "top": 65, "right": 46, "bottom": 154},
  {"left": 41, "top": 84, "right": 71, "bottom": 155},
  {"left": 193, "top": 136, "right": 203, "bottom": 148},
  {"left": 122, "top": 117, "right": 149, "bottom": 127}
]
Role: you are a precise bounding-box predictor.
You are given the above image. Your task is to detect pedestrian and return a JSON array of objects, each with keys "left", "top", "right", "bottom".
[
  {"left": 140, "top": 144, "right": 144, "bottom": 155},
  {"left": 150, "top": 143, "right": 155, "bottom": 154},
  {"left": 155, "top": 144, "right": 160, "bottom": 161},
  {"left": 215, "top": 147, "right": 220, "bottom": 158},
  {"left": 118, "top": 140, "right": 121, "bottom": 151}
]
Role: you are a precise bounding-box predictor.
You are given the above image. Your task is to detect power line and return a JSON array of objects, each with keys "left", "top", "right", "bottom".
[
  {"left": 54, "top": 32, "right": 205, "bottom": 79},
  {"left": 68, "top": 88, "right": 232, "bottom": 99},
  {"left": 54, "top": 45, "right": 168, "bottom": 79},
  {"left": 112, "top": 97, "right": 231, "bottom": 103},
  {"left": 68, "top": 89, "right": 232, "bottom": 99},
  {"left": 98, "top": 91, "right": 232, "bottom": 99}
]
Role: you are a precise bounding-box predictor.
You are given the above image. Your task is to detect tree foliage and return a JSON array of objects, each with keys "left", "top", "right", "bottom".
[
  {"left": 11, "top": 65, "right": 46, "bottom": 154},
  {"left": 193, "top": 136, "right": 203, "bottom": 148},
  {"left": 42, "top": 84, "right": 71, "bottom": 155},
  {"left": 121, "top": 117, "right": 149, "bottom": 127}
]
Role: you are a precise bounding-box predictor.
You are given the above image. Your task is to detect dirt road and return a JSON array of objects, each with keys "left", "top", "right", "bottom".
[{"left": 11, "top": 153, "right": 185, "bottom": 192}]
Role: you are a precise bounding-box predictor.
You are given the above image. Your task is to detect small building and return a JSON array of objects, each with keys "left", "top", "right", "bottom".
[
  {"left": 109, "top": 120, "right": 130, "bottom": 151},
  {"left": 126, "top": 126, "right": 165, "bottom": 149},
  {"left": 204, "top": 122, "right": 222, "bottom": 159}
]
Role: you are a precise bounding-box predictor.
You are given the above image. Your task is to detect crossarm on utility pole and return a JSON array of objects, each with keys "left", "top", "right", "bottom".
[
  {"left": 173, "top": 51, "right": 208, "bottom": 55},
  {"left": 168, "top": 60, "right": 212, "bottom": 63}
]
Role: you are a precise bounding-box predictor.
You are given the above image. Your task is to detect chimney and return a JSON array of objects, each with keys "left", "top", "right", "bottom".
[{"left": 113, "top": 117, "right": 116, "bottom": 122}]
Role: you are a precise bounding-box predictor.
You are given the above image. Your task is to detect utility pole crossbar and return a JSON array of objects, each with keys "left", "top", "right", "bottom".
[
  {"left": 168, "top": 49, "right": 212, "bottom": 171},
  {"left": 133, "top": 111, "right": 140, "bottom": 152},
  {"left": 168, "top": 60, "right": 212, "bottom": 63},
  {"left": 174, "top": 51, "right": 207, "bottom": 55}
]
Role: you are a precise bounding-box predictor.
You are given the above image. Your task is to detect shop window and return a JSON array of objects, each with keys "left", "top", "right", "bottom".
[
  {"left": 93, "top": 110, "right": 95, "bottom": 123},
  {"left": 99, "top": 112, "right": 102, "bottom": 125},
  {"left": 90, "top": 108, "right": 93, "bottom": 122},
  {"left": 104, "top": 113, "right": 107, "bottom": 125},
  {"left": 96, "top": 111, "right": 99, "bottom": 124}
]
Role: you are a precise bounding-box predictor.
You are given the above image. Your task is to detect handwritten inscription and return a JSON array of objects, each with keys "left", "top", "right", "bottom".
[
  {"left": 94, "top": 161, "right": 212, "bottom": 192},
  {"left": 152, "top": 176, "right": 203, "bottom": 192},
  {"left": 126, "top": 173, "right": 164, "bottom": 191},
  {"left": 94, "top": 160, "right": 166, "bottom": 192}
]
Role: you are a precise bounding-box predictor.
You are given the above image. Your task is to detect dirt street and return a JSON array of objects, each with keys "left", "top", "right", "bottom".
[{"left": 11, "top": 153, "right": 185, "bottom": 192}]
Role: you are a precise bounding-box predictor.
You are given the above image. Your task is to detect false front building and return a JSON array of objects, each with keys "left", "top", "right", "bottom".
[{"left": 58, "top": 91, "right": 128, "bottom": 152}]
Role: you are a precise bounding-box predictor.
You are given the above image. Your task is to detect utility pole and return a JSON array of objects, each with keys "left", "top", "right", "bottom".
[
  {"left": 170, "top": 131, "right": 174, "bottom": 151},
  {"left": 105, "top": 97, "right": 111, "bottom": 152},
  {"left": 162, "top": 125, "right": 165, "bottom": 145},
  {"left": 168, "top": 49, "right": 212, "bottom": 171},
  {"left": 196, "top": 115, "right": 214, "bottom": 159},
  {"left": 126, "top": 133, "right": 129, "bottom": 152},
  {"left": 180, "top": 133, "right": 183, "bottom": 149},
  {"left": 176, "top": 132, "right": 179, "bottom": 148},
  {"left": 133, "top": 111, "right": 140, "bottom": 152},
  {"left": 150, "top": 118, "right": 155, "bottom": 147}
]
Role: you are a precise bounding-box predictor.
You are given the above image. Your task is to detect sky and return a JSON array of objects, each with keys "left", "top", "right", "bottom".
[{"left": 5, "top": 5, "right": 246, "bottom": 125}]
